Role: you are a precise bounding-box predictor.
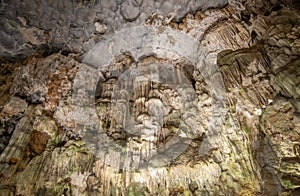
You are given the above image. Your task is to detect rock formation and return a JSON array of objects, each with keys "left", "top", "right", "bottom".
[{"left": 0, "top": 0, "right": 299, "bottom": 195}]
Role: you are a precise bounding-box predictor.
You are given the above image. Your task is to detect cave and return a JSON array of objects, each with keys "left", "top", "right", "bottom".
[{"left": 0, "top": 0, "right": 300, "bottom": 195}]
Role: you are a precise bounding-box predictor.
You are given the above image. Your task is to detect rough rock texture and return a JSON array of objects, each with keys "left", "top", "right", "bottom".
[
  {"left": 0, "top": 0, "right": 228, "bottom": 62},
  {"left": 0, "top": 0, "right": 300, "bottom": 195}
]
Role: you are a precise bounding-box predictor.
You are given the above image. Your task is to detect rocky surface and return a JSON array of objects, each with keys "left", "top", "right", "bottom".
[
  {"left": 0, "top": 0, "right": 228, "bottom": 62},
  {"left": 0, "top": 0, "right": 300, "bottom": 195}
]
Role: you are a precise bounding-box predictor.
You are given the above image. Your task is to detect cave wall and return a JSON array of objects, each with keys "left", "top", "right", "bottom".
[{"left": 0, "top": 0, "right": 300, "bottom": 195}]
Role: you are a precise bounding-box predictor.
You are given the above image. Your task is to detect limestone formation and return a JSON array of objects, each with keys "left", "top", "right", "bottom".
[{"left": 0, "top": 0, "right": 300, "bottom": 195}]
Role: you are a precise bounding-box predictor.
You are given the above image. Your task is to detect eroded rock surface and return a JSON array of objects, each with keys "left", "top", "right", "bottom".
[
  {"left": 0, "top": 0, "right": 228, "bottom": 62},
  {"left": 0, "top": 0, "right": 300, "bottom": 195}
]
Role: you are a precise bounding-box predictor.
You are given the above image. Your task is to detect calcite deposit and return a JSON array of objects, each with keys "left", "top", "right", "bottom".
[{"left": 0, "top": 0, "right": 300, "bottom": 195}]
